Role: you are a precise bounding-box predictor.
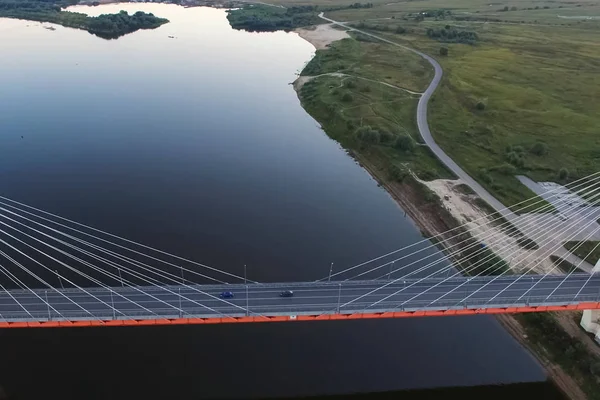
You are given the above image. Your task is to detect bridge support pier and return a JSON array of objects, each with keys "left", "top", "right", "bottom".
[{"left": 580, "top": 259, "right": 600, "bottom": 344}]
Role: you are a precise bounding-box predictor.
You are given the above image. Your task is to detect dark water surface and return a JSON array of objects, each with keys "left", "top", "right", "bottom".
[{"left": 0, "top": 4, "right": 562, "bottom": 399}]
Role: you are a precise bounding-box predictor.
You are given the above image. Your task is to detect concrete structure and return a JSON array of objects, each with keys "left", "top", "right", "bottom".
[{"left": 581, "top": 258, "right": 600, "bottom": 342}]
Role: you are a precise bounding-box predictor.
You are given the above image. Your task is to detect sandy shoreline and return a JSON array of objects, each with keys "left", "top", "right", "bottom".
[{"left": 295, "top": 23, "right": 349, "bottom": 50}]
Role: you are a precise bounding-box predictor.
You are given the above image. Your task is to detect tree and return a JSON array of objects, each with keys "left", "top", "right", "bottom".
[
  {"left": 341, "top": 93, "right": 353, "bottom": 102},
  {"left": 439, "top": 47, "right": 448, "bottom": 56},
  {"left": 379, "top": 129, "right": 395, "bottom": 143},
  {"left": 559, "top": 168, "right": 569, "bottom": 180},
  {"left": 510, "top": 6, "right": 517, "bottom": 11},
  {"left": 395, "top": 26, "right": 406, "bottom": 34},
  {"left": 475, "top": 101, "right": 485, "bottom": 110},
  {"left": 355, "top": 126, "right": 380, "bottom": 144},
  {"left": 394, "top": 134, "right": 415, "bottom": 152},
  {"left": 497, "top": 163, "right": 516, "bottom": 175},
  {"left": 530, "top": 142, "right": 548, "bottom": 156}
]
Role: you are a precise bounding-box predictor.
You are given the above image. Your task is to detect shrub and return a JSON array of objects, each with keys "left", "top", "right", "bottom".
[
  {"left": 559, "top": 168, "right": 569, "bottom": 180},
  {"left": 379, "top": 130, "right": 395, "bottom": 143},
  {"left": 530, "top": 142, "right": 548, "bottom": 156},
  {"left": 394, "top": 134, "right": 415, "bottom": 152},
  {"left": 342, "top": 93, "right": 353, "bottom": 102},
  {"left": 439, "top": 47, "right": 448, "bottom": 56},
  {"left": 506, "top": 152, "right": 525, "bottom": 168},
  {"left": 419, "top": 168, "right": 438, "bottom": 181},
  {"left": 355, "top": 126, "right": 380, "bottom": 144},
  {"left": 506, "top": 151, "right": 519, "bottom": 164},
  {"left": 480, "top": 171, "right": 494, "bottom": 184},
  {"left": 510, "top": 6, "right": 517, "bottom": 11},
  {"left": 344, "top": 79, "right": 357, "bottom": 89},
  {"left": 496, "top": 163, "right": 516, "bottom": 175},
  {"left": 389, "top": 165, "right": 408, "bottom": 182},
  {"left": 475, "top": 101, "right": 485, "bottom": 111},
  {"left": 395, "top": 26, "right": 406, "bottom": 34}
]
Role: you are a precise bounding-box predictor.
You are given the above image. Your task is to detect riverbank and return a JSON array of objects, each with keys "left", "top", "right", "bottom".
[{"left": 293, "top": 25, "right": 593, "bottom": 400}]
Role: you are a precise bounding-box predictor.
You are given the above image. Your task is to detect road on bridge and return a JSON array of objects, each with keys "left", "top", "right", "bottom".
[{"left": 2, "top": 274, "right": 600, "bottom": 323}]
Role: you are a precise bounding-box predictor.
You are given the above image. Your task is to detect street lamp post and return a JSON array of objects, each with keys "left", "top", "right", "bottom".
[
  {"left": 118, "top": 268, "right": 123, "bottom": 287},
  {"left": 56, "top": 270, "right": 64, "bottom": 290},
  {"left": 337, "top": 283, "right": 342, "bottom": 313},
  {"left": 110, "top": 291, "right": 116, "bottom": 320},
  {"left": 45, "top": 290, "right": 51, "bottom": 321}
]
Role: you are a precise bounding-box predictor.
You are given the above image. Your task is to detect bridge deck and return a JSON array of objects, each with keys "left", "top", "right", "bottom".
[{"left": 1, "top": 274, "right": 600, "bottom": 327}]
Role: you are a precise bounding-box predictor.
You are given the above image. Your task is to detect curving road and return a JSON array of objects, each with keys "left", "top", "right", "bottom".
[
  {"left": 318, "top": 13, "right": 514, "bottom": 220},
  {"left": 317, "top": 14, "right": 594, "bottom": 272}
]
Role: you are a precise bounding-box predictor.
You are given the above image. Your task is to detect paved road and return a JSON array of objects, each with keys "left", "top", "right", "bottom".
[
  {"left": 317, "top": 14, "right": 593, "bottom": 270},
  {"left": 318, "top": 13, "right": 514, "bottom": 220},
  {"left": 2, "top": 274, "right": 600, "bottom": 322}
]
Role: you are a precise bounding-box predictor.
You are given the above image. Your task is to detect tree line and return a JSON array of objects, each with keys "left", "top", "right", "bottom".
[
  {"left": 426, "top": 26, "right": 478, "bottom": 44},
  {"left": 226, "top": 2, "right": 375, "bottom": 32}
]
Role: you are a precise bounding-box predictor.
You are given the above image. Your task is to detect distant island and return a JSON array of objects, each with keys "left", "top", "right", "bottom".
[
  {"left": 226, "top": 5, "right": 320, "bottom": 32},
  {"left": 0, "top": 0, "right": 169, "bottom": 39}
]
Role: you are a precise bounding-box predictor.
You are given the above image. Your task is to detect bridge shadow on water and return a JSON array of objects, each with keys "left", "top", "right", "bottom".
[
  {"left": 0, "top": 381, "right": 566, "bottom": 400},
  {"left": 0, "top": 323, "right": 567, "bottom": 400},
  {"left": 290, "top": 382, "right": 566, "bottom": 400}
]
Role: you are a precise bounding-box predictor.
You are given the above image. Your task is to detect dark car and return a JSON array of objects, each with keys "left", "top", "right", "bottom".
[
  {"left": 220, "top": 291, "right": 234, "bottom": 299},
  {"left": 279, "top": 290, "right": 294, "bottom": 298}
]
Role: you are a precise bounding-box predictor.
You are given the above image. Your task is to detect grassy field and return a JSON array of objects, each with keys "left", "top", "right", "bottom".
[
  {"left": 299, "top": 37, "right": 454, "bottom": 181},
  {"left": 273, "top": 0, "right": 600, "bottom": 210},
  {"left": 350, "top": 21, "right": 600, "bottom": 208},
  {"left": 419, "top": 21, "right": 599, "bottom": 208},
  {"left": 301, "top": 36, "right": 433, "bottom": 93}
]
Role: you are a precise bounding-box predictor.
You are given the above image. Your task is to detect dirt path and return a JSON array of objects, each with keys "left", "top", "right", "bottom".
[{"left": 294, "top": 72, "right": 422, "bottom": 95}]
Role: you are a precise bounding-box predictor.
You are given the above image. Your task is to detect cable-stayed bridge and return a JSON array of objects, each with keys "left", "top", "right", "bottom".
[
  {"left": 0, "top": 172, "right": 598, "bottom": 328},
  {"left": 3, "top": 274, "right": 600, "bottom": 328}
]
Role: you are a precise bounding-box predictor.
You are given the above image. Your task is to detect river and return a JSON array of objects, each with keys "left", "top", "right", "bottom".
[{"left": 0, "top": 4, "right": 562, "bottom": 399}]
